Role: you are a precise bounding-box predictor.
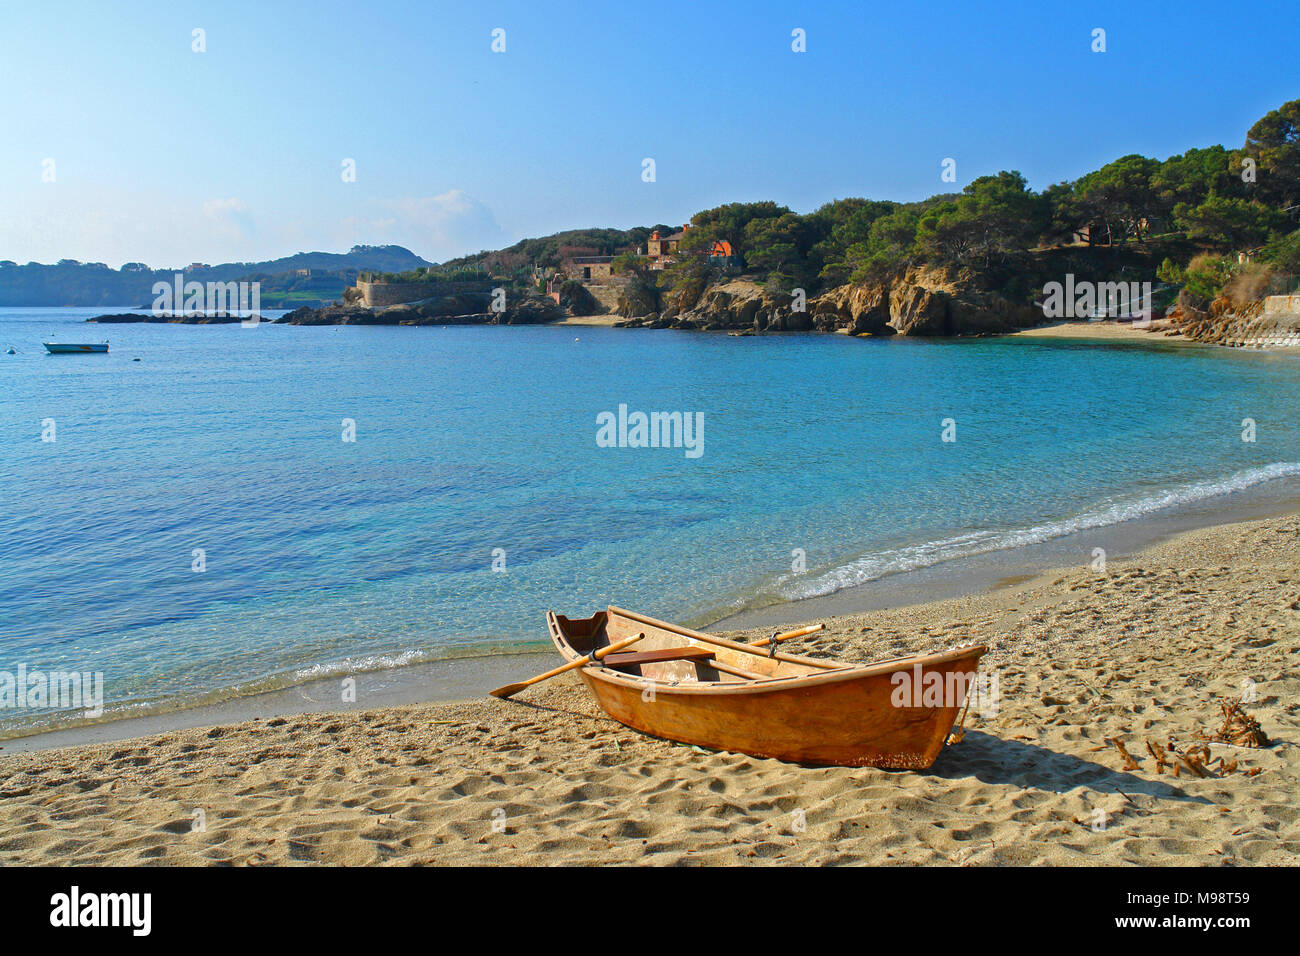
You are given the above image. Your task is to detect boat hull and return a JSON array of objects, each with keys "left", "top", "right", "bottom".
[
  {"left": 44, "top": 343, "right": 108, "bottom": 353},
  {"left": 548, "top": 608, "right": 987, "bottom": 769}
]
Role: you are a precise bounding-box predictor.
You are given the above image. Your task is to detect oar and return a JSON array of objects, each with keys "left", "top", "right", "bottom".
[
  {"left": 750, "top": 622, "right": 825, "bottom": 649},
  {"left": 706, "top": 658, "right": 768, "bottom": 680},
  {"left": 489, "top": 632, "right": 646, "bottom": 699},
  {"left": 608, "top": 606, "right": 839, "bottom": 670},
  {"left": 669, "top": 622, "right": 831, "bottom": 666}
]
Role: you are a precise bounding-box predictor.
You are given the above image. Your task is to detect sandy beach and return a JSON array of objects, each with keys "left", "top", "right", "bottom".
[
  {"left": 1011, "top": 320, "right": 1197, "bottom": 343},
  {"left": 1012, "top": 320, "right": 1300, "bottom": 352},
  {"left": 0, "top": 509, "right": 1295, "bottom": 866},
  {"left": 560, "top": 313, "right": 624, "bottom": 327}
]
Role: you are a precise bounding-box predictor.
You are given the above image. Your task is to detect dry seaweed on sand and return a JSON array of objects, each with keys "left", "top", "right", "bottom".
[
  {"left": 1123, "top": 701, "right": 1271, "bottom": 779},
  {"left": 1144, "top": 738, "right": 1169, "bottom": 774},
  {"left": 1108, "top": 736, "right": 1141, "bottom": 771},
  {"left": 1208, "top": 701, "right": 1270, "bottom": 748},
  {"left": 1175, "top": 742, "right": 1215, "bottom": 778}
]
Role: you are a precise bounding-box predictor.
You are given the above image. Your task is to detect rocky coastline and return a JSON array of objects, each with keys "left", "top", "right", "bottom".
[
  {"left": 614, "top": 268, "right": 1040, "bottom": 337},
  {"left": 84, "top": 275, "right": 1300, "bottom": 348},
  {"left": 85, "top": 292, "right": 566, "bottom": 328},
  {"left": 280, "top": 291, "right": 562, "bottom": 326},
  {"left": 87, "top": 312, "right": 250, "bottom": 324},
  {"left": 1168, "top": 298, "right": 1300, "bottom": 348}
]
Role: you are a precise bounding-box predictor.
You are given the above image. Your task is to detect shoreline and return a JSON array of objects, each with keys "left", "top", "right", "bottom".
[
  {"left": 2, "top": 507, "right": 1296, "bottom": 863},
  {"left": 1009, "top": 318, "right": 1300, "bottom": 350},
  {"left": 54, "top": 308, "right": 1300, "bottom": 352},
  {"left": 712, "top": 469, "right": 1300, "bottom": 631},
  {"left": 559, "top": 313, "right": 624, "bottom": 327},
  {"left": 6, "top": 470, "right": 1300, "bottom": 757},
  {"left": 0, "top": 652, "right": 552, "bottom": 756},
  {"left": 1009, "top": 319, "right": 1195, "bottom": 343}
]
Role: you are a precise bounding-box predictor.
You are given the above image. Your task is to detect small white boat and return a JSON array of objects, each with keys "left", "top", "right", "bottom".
[{"left": 44, "top": 342, "right": 109, "bottom": 354}]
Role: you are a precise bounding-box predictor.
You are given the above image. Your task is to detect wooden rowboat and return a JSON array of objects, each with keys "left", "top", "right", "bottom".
[{"left": 547, "top": 606, "right": 987, "bottom": 768}]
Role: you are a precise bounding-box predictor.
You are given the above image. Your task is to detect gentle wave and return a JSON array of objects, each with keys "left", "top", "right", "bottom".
[
  {"left": 0, "top": 641, "right": 547, "bottom": 741},
  {"left": 7, "top": 462, "right": 1299, "bottom": 741},
  {"left": 772, "top": 462, "right": 1300, "bottom": 602}
]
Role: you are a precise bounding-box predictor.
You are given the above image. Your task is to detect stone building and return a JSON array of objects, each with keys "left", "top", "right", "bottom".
[
  {"left": 646, "top": 227, "right": 685, "bottom": 259},
  {"left": 562, "top": 255, "right": 615, "bottom": 282}
]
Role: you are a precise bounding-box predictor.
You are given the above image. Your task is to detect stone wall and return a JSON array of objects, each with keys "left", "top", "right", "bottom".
[
  {"left": 564, "top": 261, "right": 614, "bottom": 282},
  {"left": 354, "top": 279, "right": 493, "bottom": 308},
  {"left": 1216, "top": 313, "right": 1300, "bottom": 348},
  {"left": 585, "top": 284, "right": 623, "bottom": 314},
  {"left": 1177, "top": 300, "right": 1300, "bottom": 347},
  {"left": 1263, "top": 294, "right": 1300, "bottom": 315}
]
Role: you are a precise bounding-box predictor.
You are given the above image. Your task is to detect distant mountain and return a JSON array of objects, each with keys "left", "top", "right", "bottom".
[
  {"left": 215, "top": 245, "right": 434, "bottom": 277},
  {"left": 0, "top": 245, "right": 434, "bottom": 307}
]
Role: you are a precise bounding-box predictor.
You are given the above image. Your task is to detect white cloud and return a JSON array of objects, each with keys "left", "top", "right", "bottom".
[
  {"left": 202, "top": 197, "right": 248, "bottom": 219},
  {"left": 200, "top": 197, "right": 255, "bottom": 248},
  {"left": 341, "top": 190, "right": 507, "bottom": 261},
  {"left": 0, "top": 189, "right": 508, "bottom": 269}
]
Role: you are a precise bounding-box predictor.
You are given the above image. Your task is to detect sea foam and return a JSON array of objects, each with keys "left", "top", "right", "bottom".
[{"left": 776, "top": 462, "right": 1300, "bottom": 602}]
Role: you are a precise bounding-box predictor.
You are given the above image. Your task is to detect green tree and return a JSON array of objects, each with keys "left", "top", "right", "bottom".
[
  {"left": 1153, "top": 145, "right": 1242, "bottom": 213},
  {"left": 1074, "top": 154, "right": 1164, "bottom": 243},
  {"left": 1244, "top": 99, "right": 1300, "bottom": 207},
  {"left": 844, "top": 207, "right": 922, "bottom": 281},
  {"left": 742, "top": 212, "right": 817, "bottom": 288},
  {"left": 1181, "top": 253, "right": 1234, "bottom": 304},
  {"left": 682, "top": 201, "right": 790, "bottom": 257},
  {"left": 1041, "top": 181, "right": 1089, "bottom": 245},
  {"left": 808, "top": 198, "right": 898, "bottom": 284},
  {"left": 914, "top": 171, "right": 1047, "bottom": 269},
  {"left": 1174, "top": 195, "right": 1286, "bottom": 250},
  {"left": 611, "top": 253, "right": 649, "bottom": 275},
  {"left": 1262, "top": 228, "right": 1300, "bottom": 274}
]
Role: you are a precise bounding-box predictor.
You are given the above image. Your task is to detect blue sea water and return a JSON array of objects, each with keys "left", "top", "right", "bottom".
[{"left": 2, "top": 307, "right": 1299, "bottom": 733}]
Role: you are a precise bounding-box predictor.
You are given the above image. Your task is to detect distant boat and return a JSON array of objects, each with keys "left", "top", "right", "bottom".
[{"left": 43, "top": 342, "right": 109, "bottom": 354}]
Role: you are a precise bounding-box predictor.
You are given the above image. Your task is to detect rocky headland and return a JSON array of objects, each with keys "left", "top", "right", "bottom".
[
  {"left": 280, "top": 292, "right": 562, "bottom": 327},
  {"left": 615, "top": 269, "right": 1040, "bottom": 337},
  {"left": 87, "top": 312, "right": 253, "bottom": 324},
  {"left": 86, "top": 294, "right": 565, "bottom": 328}
]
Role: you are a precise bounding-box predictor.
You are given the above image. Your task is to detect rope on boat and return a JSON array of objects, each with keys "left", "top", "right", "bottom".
[{"left": 947, "top": 688, "right": 974, "bottom": 746}]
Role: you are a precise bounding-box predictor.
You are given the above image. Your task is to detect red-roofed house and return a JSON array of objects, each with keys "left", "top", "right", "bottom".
[{"left": 646, "top": 227, "right": 686, "bottom": 268}]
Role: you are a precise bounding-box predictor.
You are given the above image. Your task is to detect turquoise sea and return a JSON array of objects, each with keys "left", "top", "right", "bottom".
[{"left": 2, "top": 307, "right": 1299, "bottom": 735}]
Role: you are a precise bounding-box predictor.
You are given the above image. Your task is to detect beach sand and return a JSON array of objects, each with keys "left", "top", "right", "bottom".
[
  {"left": 1, "top": 512, "right": 1297, "bottom": 865},
  {"left": 560, "top": 314, "right": 624, "bottom": 327},
  {"left": 1011, "top": 320, "right": 1196, "bottom": 343}
]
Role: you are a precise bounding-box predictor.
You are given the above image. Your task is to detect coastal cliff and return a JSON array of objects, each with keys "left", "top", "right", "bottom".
[
  {"left": 812, "top": 267, "right": 1040, "bottom": 336},
  {"left": 616, "top": 269, "right": 1039, "bottom": 337}
]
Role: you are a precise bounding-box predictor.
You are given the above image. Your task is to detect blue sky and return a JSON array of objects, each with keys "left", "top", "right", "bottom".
[{"left": 1, "top": 0, "right": 1295, "bottom": 268}]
